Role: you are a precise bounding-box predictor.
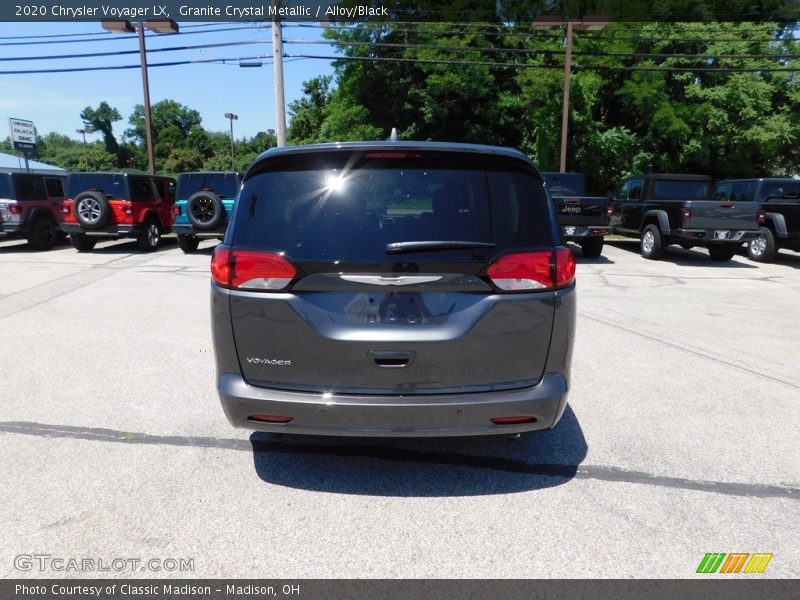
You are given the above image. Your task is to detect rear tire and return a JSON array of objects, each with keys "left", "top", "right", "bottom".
[
  {"left": 747, "top": 227, "right": 778, "bottom": 263},
  {"left": 708, "top": 245, "right": 736, "bottom": 262},
  {"left": 579, "top": 236, "right": 604, "bottom": 258},
  {"left": 69, "top": 233, "right": 97, "bottom": 252},
  {"left": 137, "top": 219, "right": 161, "bottom": 252},
  {"left": 177, "top": 234, "right": 200, "bottom": 253},
  {"left": 27, "top": 216, "right": 58, "bottom": 250},
  {"left": 640, "top": 224, "right": 664, "bottom": 260}
]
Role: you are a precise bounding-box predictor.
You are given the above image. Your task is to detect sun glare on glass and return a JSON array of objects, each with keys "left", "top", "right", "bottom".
[{"left": 325, "top": 173, "right": 346, "bottom": 192}]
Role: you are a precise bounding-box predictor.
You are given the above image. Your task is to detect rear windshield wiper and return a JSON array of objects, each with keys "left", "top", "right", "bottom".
[{"left": 386, "top": 240, "right": 496, "bottom": 254}]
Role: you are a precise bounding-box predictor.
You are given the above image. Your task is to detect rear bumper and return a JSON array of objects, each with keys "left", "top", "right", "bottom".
[
  {"left": 561, "top": 225, "right": 610, "bottom": 240},
  {"left": 173, "top": 223, "right": 227, "bottom": 237},
  {"left": 218, "top": 371, "right": 569, "bottom": 437},
  {"left": 673, "top": 228, "right": 758, "bottom": 244},
  {"left": 0, "top": 223, "right": 23, "bottom": 236},
  {"left": 60, "top": 223, "right": 145, "bottom": 236}
]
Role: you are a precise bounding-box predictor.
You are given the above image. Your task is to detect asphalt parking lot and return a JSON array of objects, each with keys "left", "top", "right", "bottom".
[{"left": 0, "top": 236, "right": 798, "bottom": 578}]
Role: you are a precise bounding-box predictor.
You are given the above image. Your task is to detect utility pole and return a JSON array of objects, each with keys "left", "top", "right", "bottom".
[
  {"left": 225, "top": 113, "right": 238, "bottom": 170},
  {"left": 272, "top": 1, "right": 287, "bottom": 146},
  {"left": 533, "top": 16, "right": 608, "bottom": 172},
  {"left": 102, "top": 20, "right": 180, "bottom": 175},
  {"left": 560, "top": 21, "right": 574, "bottom": 174},
  {"left": 137, "top": 22, "right": 156, "bottom": 175}
]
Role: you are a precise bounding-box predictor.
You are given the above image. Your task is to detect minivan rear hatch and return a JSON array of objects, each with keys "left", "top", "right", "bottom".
[{"left": 223, "top": 147, "right": 563, "bottom": 395}]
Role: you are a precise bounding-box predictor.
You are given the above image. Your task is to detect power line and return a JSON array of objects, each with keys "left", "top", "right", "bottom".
[
  {"left": 284, "top": 37, "right": 800, "bottom": 60},
  {"left": 0, "top": 21, "right": 249, "bottom": 40},
  {"left": 0, "top": 55, "right": 274, "bottom": 75},
  {"left": 0, "top": 24, "right": 266, "bottom": 46},
  {"left": 286, "top": 22, "right": 794, "bottom": 43},
  {"left": 0, "top": 39, "right": 268, "bottom": 62},
  {"left": 289, "top": 52, "right": 800, "bottom": 72}
]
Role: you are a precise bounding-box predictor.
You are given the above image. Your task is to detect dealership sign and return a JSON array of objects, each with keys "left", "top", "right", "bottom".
[{"left": 9, "top": 118, "right": 37, "bottom": 152}]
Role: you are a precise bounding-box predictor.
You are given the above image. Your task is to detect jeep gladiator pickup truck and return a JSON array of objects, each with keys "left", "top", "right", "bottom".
[
  {"left": 542, "top": 172, "right": 612, "bottom": 258},
  {"left": 611, "top": 174, "right": 763, "bottom": 261},
  {"left": 712, "top": 178, "right": 800, "bottom": 262}
]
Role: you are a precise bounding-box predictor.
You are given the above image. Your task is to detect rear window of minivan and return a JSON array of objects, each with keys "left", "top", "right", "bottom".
[{"left": 230, "top": 153, "right": 554, "bottom": 261}]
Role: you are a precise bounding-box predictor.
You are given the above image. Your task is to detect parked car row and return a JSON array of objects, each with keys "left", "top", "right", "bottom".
[
  {"left": 0, "top": 170, "right": 242, "bottom": 253},
  {"left": 542, "top": 171, "right": 800, "bottom": 263},
  {"left": 2, "top": 164, "right": 799, "bottom": 266}
]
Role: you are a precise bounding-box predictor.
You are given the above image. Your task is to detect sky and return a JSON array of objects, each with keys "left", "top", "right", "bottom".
[{"left": 0, "top": 21, "right": 337, "bottom": 144}]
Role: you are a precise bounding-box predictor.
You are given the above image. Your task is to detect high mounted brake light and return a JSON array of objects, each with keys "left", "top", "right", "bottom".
[
  {"left": 486, "top": 249, "right": 575, "bottom": 291},
  {"left": 364, "top": 152, "right": 422, "bottom": 159},
  {"left": 211, "top": 248, "right": 296, "bottom": 291}
]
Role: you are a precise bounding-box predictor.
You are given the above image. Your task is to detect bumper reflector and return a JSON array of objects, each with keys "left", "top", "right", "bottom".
[
  {"left": 490, "top": 416, "right": 538, "bottom": 425},
  {"left": 248, "top": 415, "right": 293, "bottom": 424}
]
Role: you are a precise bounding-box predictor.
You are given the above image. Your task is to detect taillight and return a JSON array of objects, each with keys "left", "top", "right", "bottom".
[
  {"left": 757, "top": 209, "right": 766, "bottom": 224},
  {"left": 211, "top": 248, "right": 296, "bottom": 291},
  {"left": 172, "top": 205, "right": 181, "bottom": 216},
  {"left": 122, "top": 202, "right": 133, "bottom": 216},
  {"left": 487, "top": 249, "right": 575, "bottom": 291},
  {"left": 606, "top": 204, "right": 613, "bottom": 218},
  {"left": 681, "top": 207, "right": 692, "bottom": 224},
  {"left": 8, "top": 203, "right": 22, "bottom": 215},
  {"left": 60, "top": 205, "right": 70, "bottom": 214}
]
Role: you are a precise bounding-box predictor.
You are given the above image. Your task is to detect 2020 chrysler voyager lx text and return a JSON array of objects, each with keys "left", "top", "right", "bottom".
[{"left": 210, "top": 142, "right": 576, "bottom": 437}]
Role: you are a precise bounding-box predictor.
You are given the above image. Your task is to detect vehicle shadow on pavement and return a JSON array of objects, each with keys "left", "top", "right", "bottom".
[
  {"left": 606, "top": 240, "right": 757, "bottom": 268},
  {"left": 565, "top": 244, "right": 614, "bottom": 264},
  {"left": 249, "top": 405, "right": 587, "bottom": 496},
  {"left": 75, "top": 238, "right": 178, "bottom": 255},
  {"left": 0, "top": 240, "right": 69, "bottom": 253},
  {"left": 769, "top": 252, "right": 800, "bottom": 269}
]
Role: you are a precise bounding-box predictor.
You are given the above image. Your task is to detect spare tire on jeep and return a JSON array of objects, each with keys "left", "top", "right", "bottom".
[
  {"left": 73, "top": 190, "right": 111, "bottom": 230},
  {"left": 187, "top": 191, "right": 224, "bottom": 230}
]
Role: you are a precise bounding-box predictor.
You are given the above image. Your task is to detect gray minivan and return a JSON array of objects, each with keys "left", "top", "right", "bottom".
[{"left": 210, "top": 142, "right": 576, "bottom": 437}]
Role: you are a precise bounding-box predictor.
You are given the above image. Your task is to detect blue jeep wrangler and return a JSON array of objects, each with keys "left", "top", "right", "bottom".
[{"left": 172, "top": 171, "right": 242, "bottom": 253}]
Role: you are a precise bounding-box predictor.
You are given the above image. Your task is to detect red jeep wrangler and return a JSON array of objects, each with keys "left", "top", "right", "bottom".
[{"left": 60, "top": 172, "right": 176, "bottom": 252}]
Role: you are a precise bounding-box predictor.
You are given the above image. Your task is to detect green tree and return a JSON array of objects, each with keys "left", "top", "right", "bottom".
[
  {"left": 80, "top": 101, "right": 122, "bottom": 159},
  {"left": 125, "top": 100, "right": 202, "bottom": 147}
]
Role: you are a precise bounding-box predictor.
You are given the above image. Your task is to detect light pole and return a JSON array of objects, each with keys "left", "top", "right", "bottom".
[
  {"left": 533, "top": 16, "right": 608, "bottom": 172},
  {"left": 225, "top": 113, "right": 238, "bottom": 171},
  {"left": 76, "top": 127, "right": 94, "bottom": 170},
  {"left": 101, "top": 19, "right": 180, "bottom": 175}
]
